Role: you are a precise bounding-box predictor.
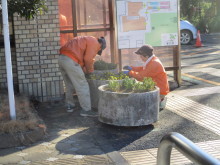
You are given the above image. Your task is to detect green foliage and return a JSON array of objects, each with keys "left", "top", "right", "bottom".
[
  {"left": 108, "top": 81, "right": 120, "bottom": 92},
  {"left": 134, "top": 77, "right": 156, "bottom": 93},
  {"left": 88, "top": 72, "right": 128, "bottom": 80},
  {"left": 94, "top": 60, "right": 117, "bottom": 70},
  {"left": 210, "top": 15, "right": 220, "bottom": 32},
  {"left": 0, "top": 0, "right": 48, "bottom": 20},
  {"left": 122, "top": 77, "right": 135, "bottom": 92},
  {"left": 107, "top": 77, "right": 156, "bottom": 93},
  {"left": 180, "top": 0, "right": 220, "bottom": 33}
]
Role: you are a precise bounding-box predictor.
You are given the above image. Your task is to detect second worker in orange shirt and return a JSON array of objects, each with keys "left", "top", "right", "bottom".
[{"left": 123, "top": 44, "right": 169, "bottom": 110}]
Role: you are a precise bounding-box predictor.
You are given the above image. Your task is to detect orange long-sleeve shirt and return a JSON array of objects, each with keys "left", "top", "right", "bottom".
[
  {"left": 129, "top": 56, "right": 169, "bottom": 95},
  {"left": 60, "top": 36, "right": 101, "bottom": 73}
]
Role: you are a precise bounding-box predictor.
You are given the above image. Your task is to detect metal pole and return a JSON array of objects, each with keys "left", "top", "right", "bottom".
[
  {"left": 157, "top": 132, "right": 220, "bottom": 165},
  {"left": 2, "top": 0, "right": 16, "bottom": 120}
]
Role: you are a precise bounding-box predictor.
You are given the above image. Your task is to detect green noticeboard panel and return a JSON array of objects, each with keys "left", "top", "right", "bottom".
[{"left": 116, "top": 0, "right": 178, "bottom": 49}]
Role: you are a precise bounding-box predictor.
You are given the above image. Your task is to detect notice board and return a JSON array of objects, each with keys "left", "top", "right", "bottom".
[{"left": 116, "top": 0, "right": 179, "bottom": 49}]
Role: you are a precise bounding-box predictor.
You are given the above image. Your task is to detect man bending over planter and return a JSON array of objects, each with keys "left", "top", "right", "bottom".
[
  {"left": 59, "top": 36, "right": 106, "bottom": 116},
  {"left": 123, "top": 44, "right": 169, "bottom": 110}
]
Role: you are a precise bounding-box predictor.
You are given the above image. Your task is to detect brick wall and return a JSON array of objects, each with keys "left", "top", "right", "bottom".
[
  {"left": 0, "top": 48, "right": 18, "bottom": 91},
  {"left": 13, "top": 0, "right": 64, "bottom": 102}
]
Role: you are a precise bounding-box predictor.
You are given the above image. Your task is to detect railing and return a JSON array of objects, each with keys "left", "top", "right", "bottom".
[{"left": 157, "top": 132, "right": 220, "bottom": 165}]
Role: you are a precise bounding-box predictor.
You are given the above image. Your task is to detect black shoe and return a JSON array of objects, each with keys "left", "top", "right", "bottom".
[
  {"left": 66, "top": 104, "right": 76, "bottom": 113},
  {"left": 80, "top": 109, "right": 98, "bottom": 117}
]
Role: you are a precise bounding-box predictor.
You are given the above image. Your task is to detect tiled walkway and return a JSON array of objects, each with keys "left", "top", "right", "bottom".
[
  {"left": 120, "top": 92, "right": 220, "bottom": 165},
  {"left": 171, "top": 86, "right": 220, "bottom": 97},
  {"left": 167, "top": 93, "right": 220, "bottom": 136},
  {"left": 120, "top": 140, "right": 220, "bottom": 165},
  {"left": 1, "top": 90, "right": 220, "bottom": 165}
]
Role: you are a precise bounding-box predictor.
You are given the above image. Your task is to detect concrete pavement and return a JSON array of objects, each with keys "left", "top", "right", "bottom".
[
  {"left": 1, "top": 43, "right": 220, "bottom": 164},
  {"left": 1, "top": 84, "right": 220, "bottom": 164}
]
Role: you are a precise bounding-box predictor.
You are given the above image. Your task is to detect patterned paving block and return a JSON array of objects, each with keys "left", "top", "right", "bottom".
[{"left": 167, "top": 93, "right": 220, "bottom": 136}]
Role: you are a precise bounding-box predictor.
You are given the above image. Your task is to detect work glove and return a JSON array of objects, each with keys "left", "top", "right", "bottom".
[
  {"left": 123, "top": 65, "right": 132, "bottom": 71},
  {"left": 123, "top": 70, "right": 130, "bottom": 76}
]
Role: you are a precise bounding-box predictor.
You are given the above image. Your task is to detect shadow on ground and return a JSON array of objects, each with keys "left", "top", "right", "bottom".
[{"left": 37, "top": 100, "right": 220, "bottom": 156}]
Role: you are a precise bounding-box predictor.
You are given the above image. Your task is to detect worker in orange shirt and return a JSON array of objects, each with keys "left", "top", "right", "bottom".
[
  {"left": 59, "top": 36, "right": 106, "bottom": 116},
  {"left": 123, "top": 44, "right": 169, "bottom": 110}
]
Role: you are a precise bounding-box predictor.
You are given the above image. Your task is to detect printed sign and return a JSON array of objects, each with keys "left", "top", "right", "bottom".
[{"left": 116, "top": 0, "right": 178, "bottom": 48}]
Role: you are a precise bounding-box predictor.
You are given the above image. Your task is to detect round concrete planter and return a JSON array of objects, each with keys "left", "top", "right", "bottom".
[
  {"left": 98, "top": 85, "right": 160, "bottom": 126},
  {"left": 87, "top": 79, "right": 122, "bottom": 110}
]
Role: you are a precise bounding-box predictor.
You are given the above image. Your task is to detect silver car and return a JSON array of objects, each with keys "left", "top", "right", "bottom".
[{"left": 180, "top": 20, "right": 197, "bottom": 45}]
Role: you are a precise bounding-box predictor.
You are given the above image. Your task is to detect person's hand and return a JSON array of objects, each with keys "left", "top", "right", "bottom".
[
  {"left": 123, "top": 65, "right": 132, "bottom": 71},
  {"left": 82, "top": 66, "right": 87, "bottom": 73},
  {"left": 123, "top": 70, "right": 130, "bottom": 76}
]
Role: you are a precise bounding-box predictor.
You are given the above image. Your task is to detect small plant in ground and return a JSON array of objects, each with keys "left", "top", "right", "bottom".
[
  {"left": 88, "top": 72, "right": 128, "bottom": 80},
  {"left": 106, "top": 77, "right": 156, "bottom": 93},
  {"left": 94, "top": 60, "right": 117, "bottom": 70}
]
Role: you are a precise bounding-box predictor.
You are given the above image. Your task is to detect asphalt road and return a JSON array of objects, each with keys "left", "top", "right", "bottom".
[{"left": 179, "top": 33, "right": 220, "bottom": 111}]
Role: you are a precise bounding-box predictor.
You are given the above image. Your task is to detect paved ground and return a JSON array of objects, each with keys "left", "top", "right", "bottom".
[
  {"left": 1, "top": 35, "right": 220, "bottom": 164},
  {"left": 1, "top": 80, "right": 220, "bottom": 165}
]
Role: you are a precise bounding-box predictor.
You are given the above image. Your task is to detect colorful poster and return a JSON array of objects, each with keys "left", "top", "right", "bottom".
[{"left": 116, "top": 0, "right": 178, "bottom": 49}]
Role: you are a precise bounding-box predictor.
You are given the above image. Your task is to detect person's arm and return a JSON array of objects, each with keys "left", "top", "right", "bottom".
[
  {"left": 130, "top": 66, "right": 144, "bottom": 72},
  {"left": 84, "top": 37, "right": 100, "bottom": 73},
  {"left": 129, "top": 61, "right": 162, "bottom": 81}
]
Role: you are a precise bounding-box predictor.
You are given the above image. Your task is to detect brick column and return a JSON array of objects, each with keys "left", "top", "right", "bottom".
[
  {"left": 0, "top": 48, "right": 18, "bottom": 91},
  {"left": 13, "top": 0, "right": 64, "bottom": 102}
]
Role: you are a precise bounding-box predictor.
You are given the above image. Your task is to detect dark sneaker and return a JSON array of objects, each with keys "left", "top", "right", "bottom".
[
  {"left": 80, "top": 109, "right": 98, "bottom": 117},
  {"left": 160, "top": 97, "right": 167, "bottom": 111},
  {"left": 67, "top": 108, "right": 74, "bottom": 113},
  {"left": 66, "top": 104, "right": 76, "bottom": 113}
]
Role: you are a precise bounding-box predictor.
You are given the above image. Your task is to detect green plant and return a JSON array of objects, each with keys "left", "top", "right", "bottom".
[
  {"left": 94, "top": 60, "right": 117, "bottom": 70},
  {"left": 0, "top": 0, "right": 48, "bottom": 20},
  {"left": 106, "top": 77, "right": 156, "bottom": 93},
  {"left": 210, "top": 15, "right": 220, "bottom": 32},
  {"left": 88, "top": 72, "right": 128, "bottom": 80},
  {"left": 134, "top": 77, "right": 156, "bottom": 93},
  {"left": 122, "top": 77, "right": 135, "bottom": 92},
  {"left": 108, "top": 81, "right": 121, "bottom": 92}
]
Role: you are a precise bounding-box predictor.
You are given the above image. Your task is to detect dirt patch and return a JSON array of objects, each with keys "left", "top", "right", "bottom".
[{"left": 0, "top": 93, "right": 46, "bottom": 148}]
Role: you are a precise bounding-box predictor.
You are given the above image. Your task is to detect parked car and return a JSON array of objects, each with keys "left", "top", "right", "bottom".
[{"left": 180, "top": 20, "right": 197, "bottom": 45}]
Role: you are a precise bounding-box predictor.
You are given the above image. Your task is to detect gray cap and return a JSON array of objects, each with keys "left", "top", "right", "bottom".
[{"left": 135, "top": 44, "right": 154, "bottom": 57}]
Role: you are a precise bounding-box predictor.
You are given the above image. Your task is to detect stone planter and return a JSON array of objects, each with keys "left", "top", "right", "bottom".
[
  {"left": 98, "top": 85, "right": 160, "bottom": 126},
  {"left": 87, "top": 79, "right": 122, "bottom": 110}
]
